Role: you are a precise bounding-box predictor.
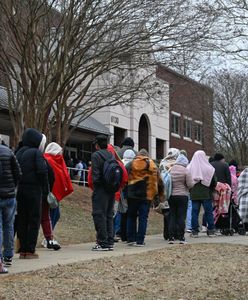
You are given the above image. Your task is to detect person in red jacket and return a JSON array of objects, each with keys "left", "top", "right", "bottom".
[{"left": 42, "top": 142, "right": 73, "bottom": 249}]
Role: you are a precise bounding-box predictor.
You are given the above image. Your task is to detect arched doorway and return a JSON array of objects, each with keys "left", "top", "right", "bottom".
[{"left": 138, "top": 114, "right": 150, "bottom": 151}]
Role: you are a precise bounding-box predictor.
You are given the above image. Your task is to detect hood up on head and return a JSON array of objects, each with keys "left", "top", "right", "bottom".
[
  {"left": 22, "top": 128, "right": 43, "bottom": 149},
  {"left": 45, "top": 142, "right": 62, "bottom": 155}
]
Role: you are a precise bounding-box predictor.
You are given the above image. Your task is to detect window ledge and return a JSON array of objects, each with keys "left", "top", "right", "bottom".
[
  {"left": 183, "top": 137, "right": 192, "bottom": 142},
  {"left": 171, "top": 133, "right": 181, "bottom": 139},
  {"left": 195, "top": 140, "right": 202, "bottom": 145}
]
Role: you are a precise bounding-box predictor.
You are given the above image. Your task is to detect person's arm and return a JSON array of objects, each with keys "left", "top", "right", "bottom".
[
  {"left": 210, "top": 175, "right": 217, "bottom": 190},
  {"left": 185, "top": 169, "right": 195, "bottom": 189},
  {"left": 91, "top": 152, "right": 102, "bottom": 184},
  {"left": 10, "top": 152, "right": 22, "bottom": 186},
  {"left": 225, "top": 164, "right": 232, "bottom": 187}
]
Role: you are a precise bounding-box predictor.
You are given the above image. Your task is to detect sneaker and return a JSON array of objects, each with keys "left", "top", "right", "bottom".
[
  {"left": 186, "top": 229, "right": 192, "bottom": 233},
  {"left": 0, "top": 263, "right": 8, "bottom": 274},
  {"left": 41, "top": 239, "right": 47, "bottom": 248},
  {"left": 3, "top": 257, "right": 12, "bottom": 267},
  {"left": 190, "top": 232, "right": 198, "bottom": 238},
  {"left": 25, "top": 252, "right": 39, "bottom": 259},
  {"left": 201, "top": 226, "right": 207, "bottom": 233},
  {"left": 47, "top": 240, "right": 61, "bottom": 251},
  {"left": 134, "top": 243, "right": 145, "bottom": 247},
  {"left": 127, "top": 241, "right": 135, "bottom": 246},
  {"left": 179, "top": 238, "right": 187, "bottom": 244},
  {"left": 108, "top": 245, "right": 114, "bottom": 251},
  {"left": 91, "top": 244, "right": 110, "bottom": 251},
  {"left": 168, "top": 238, "right": 175, "bottom": 244},
  {"left": 207, "top": 230, "right": 216, "bottom": 237}
]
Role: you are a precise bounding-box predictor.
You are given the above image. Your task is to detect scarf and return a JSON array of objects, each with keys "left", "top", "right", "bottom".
[{"left": 187, "top": 150, "right": 215, "bottom": 187}]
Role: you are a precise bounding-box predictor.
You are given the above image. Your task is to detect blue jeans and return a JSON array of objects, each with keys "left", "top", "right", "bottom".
[
  {"left": 127, "top": 199, "right": 150, "bottom": 244},
  {"left": 50, "top": 205, "right": 60, "bottom": 230},
  {"left": 191, "top": 199, "right": 214, "bottom": 232},
  {"left": 114, "top": 212, "right": 121, "bottom": 235},
  {"left": 0, "top": 198, "right": 16, "bottom": 259},
  {"left": 186, "top": 199, "right": 192, "bottom": 230}
]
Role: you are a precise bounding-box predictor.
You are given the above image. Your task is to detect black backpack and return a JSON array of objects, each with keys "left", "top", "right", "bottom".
[{"left": 99, "top": 153, "right": 123, "bottom": 193}]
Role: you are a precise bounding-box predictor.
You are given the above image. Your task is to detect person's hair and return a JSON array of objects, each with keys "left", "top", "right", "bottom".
[
  {"left": 94, "top": 134, "right": 108, "bottom": 149},
  {"left": 214, "top": 153, "right": 224, "bottom": 161},
  {"left": 122, "top": 137, "right": 134, "bottom": 148},
  {"left": 229, "top": 159, "right": 238, "bottom": 168},
  {"left": 138, "top": 148, "right": 149, "bottom": 157}
]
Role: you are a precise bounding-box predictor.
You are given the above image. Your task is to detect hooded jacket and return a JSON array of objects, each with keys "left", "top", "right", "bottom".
[
  {"left": 16, "top": 128, "right": 48, "bottom": 192},
  {"left": 0, "top": 144, "right": 21, "bottom": 198}
]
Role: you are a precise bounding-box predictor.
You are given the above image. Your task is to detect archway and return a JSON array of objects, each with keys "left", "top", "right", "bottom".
[{"left": 138, "top": 114, "right": 150, "bottom": 151}]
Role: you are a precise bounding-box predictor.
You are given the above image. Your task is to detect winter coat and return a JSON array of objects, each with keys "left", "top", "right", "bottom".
[
  {"left": 211, "top": 161, "right": 231, "bottom": 187},
  {"left": 16, "top": 128, "right": 48, "bottom": 194},
  {"left": 127, "top": 155, "right": 159, "bottom": 201},
  {"left": 190, "top": 176, "right": 217, "bottom": 201},
  {"left": 0, "top": 144, "right": 21, "bottom": 198}
]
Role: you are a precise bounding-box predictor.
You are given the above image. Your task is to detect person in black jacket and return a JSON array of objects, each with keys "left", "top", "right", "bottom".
[
  {"left": 211, "top": 153, "right": 231, "bottom": 186},
  {"left": 16, "top": 128, "right": 48, "bottom": 259},
  {"left": 0, "top": 140, "right": 21, "bottom": 273},
  {"left": 91, "top": 134, "right": 115, "bottom": 251}
]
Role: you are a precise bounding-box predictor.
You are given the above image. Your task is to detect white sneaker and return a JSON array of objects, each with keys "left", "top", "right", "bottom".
[
  {"left": 41, "top": 239, "right": 47, "bottom": 248},
  {"left": 201, "top": 226, "right": 207, "bottom": 233}
]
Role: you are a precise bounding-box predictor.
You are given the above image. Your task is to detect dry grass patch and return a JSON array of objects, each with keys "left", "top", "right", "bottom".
[{"left": 2, "top": 244, "right": 248, "bottom": 299}]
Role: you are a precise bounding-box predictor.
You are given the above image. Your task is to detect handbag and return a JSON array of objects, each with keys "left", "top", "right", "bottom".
[{"left": 47, "top": 192, "right": 58, "bottom": 209}]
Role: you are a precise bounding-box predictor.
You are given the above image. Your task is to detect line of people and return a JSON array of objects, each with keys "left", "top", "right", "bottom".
[{"left": 0, "top": 128, "right": 73, "bottom": 274}]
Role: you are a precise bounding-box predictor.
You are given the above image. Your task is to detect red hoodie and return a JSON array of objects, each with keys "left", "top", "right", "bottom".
[{"left": 44, "top": 153, "right": 74, "bottom": 201}]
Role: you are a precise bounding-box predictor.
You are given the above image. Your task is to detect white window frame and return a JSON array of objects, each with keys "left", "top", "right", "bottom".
[
  {"left": 194, "top": 121, "right": 203, "bottom": 144},
  {"left": 171, "top": 112, "right": 181, "bottom": 136},
  {"left": 183, "top": 116, "right": 192, "bottom": 140}
]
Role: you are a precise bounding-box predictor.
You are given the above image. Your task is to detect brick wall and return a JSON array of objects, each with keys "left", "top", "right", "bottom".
[{"left": 157, "top": 64, "right": 214, "bottom": 159}]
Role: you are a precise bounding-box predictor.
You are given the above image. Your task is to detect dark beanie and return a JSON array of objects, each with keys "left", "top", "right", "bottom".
[
  {"left": 122, "top": 137, "right": 134, "bottom": 148},
  {"left": 214, "top": 153, "right": 224, "bottom": 161}
]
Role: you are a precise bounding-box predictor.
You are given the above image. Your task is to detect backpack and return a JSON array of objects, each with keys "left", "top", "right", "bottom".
[
  {"left": 160, "top": 169, "right": 172, "bottom": 200},
  {"left": 100, "top": 153, "right": 123, "bottom": 193}
]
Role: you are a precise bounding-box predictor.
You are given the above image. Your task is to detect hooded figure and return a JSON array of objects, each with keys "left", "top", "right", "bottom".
[
  {"left": 16, "top": 128, "right": 48, "bottom": 259},
  {"left": 159, "top": 148, "right": 180, "bottom": 172}
]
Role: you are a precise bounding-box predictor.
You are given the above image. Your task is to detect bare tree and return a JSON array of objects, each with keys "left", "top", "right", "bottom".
[
  {"left": 209, "top": 71, "right": 248, "bottom": 165},
  {"left": 0, "top": 0, "right": 219, "bottom": 146}
]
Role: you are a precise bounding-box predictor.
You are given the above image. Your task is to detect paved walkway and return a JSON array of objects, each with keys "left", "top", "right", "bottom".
[{"left": 7, "top": 233, "right": 248, "bottom": 275}]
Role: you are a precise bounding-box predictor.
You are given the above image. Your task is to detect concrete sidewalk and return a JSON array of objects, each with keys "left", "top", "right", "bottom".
[{"left": 6, "top": 233, "right": 248, "bottom": 275}]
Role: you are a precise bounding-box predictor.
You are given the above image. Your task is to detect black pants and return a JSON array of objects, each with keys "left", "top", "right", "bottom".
[
  {"left": 168, "top": 195, "right": 188, "bottom": 240},
  {"left": 92, "top": 185, "right": 115, "bottom": 247},
  {"left": 17, "top": 187, "right": 42, "bottom": 253},
  {"left": 120, "top": 212, "right": 128, "bottom": 241}
]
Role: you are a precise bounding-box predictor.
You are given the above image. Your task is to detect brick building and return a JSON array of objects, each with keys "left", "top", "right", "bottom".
[{"left": 156, "top": 64, "right": 214, "bottom": 158}]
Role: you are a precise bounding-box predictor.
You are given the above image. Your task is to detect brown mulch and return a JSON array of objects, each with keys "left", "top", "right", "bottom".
[{"left": 2, "top": 244, "right": 248, "bottom": 299}]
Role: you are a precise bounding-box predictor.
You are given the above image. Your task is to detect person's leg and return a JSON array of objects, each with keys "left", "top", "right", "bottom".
[
  {"left": 50, "top": 206, "right": 60, "bottom": 231},
  {"left": 127, "top": 199, "right": 138, "bottom": 243},
  {"left": 168, "top": 197, "right": 177, "bottom": 240},
  {"left": 120, "top": 212, "right": 128, "bottom": 241},
  {"left": 191, "top": 200, "right": 201, "bottom": 233},
  {"left": 176, "top": 196, "right": 188, "bottom": 240},
  {"left": 202, "top": 199, "right": 215, "bottom": 231},
  {"left": 106, "top": 194, "right": 115, "bottom": 246},
  {"left": 26, "top": 192, "right": 42, "bottom": 254},
  {"left": 41, "top": 198, "right": 53, "bottom": 241},
  {"left": 17, "top": 191, "right": 29, "bottom": 254},
  {"left": 186, "top": 198, "right": 192, "bottom": 230},
  {"left": 91, "top": 186, "right": 110, "bottom": 248},
  {"left": 2, "top": 198, "right": 16, "bottom": 259},
  {"left": 136, "top": 200, "right": 150, "bottom": 245}
]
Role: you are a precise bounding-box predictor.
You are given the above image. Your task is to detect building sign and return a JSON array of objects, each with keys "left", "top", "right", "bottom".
[{"left": 111, "top": 116, "right": 119, "bottom": 124}]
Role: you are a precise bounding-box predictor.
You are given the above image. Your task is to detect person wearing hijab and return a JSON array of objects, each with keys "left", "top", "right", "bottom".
[
  {"left": 16, "top": 128, "right": 48, "bottom": 259},
  {"left": 187, "top": 150, "right": 217, "bottom": 237},
  {"left": 159, "top": 148, "right": 180, "bottom": 172},
  {"left": 44, "top": 142, "right": 74, "bottom": 247},
  {"left": 168, "top": 154, "right": 194, "bottom": 244}
]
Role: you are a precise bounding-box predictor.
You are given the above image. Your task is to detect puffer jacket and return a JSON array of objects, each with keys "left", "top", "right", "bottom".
[
  {"left": 16, "top": 128, "right": 48, "bottom": 193},
  {"left": 0, "top": 144, "right": 21, "bottom": 198}
]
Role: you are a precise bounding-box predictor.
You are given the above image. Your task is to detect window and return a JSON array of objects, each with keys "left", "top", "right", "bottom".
[
  {"left": 195, "top": 123, "right": 203, "bottom": 143},
  {"left": 183, "top": 118, "right": 192, "bottom": 139},
  {"left": 171, "top": 113, "right": 180, "bottom": 135}
]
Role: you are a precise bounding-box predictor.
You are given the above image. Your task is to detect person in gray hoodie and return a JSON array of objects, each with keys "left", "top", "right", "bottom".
[{"left": 168, "top": 154, "right": 194, "bottom": 244}]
